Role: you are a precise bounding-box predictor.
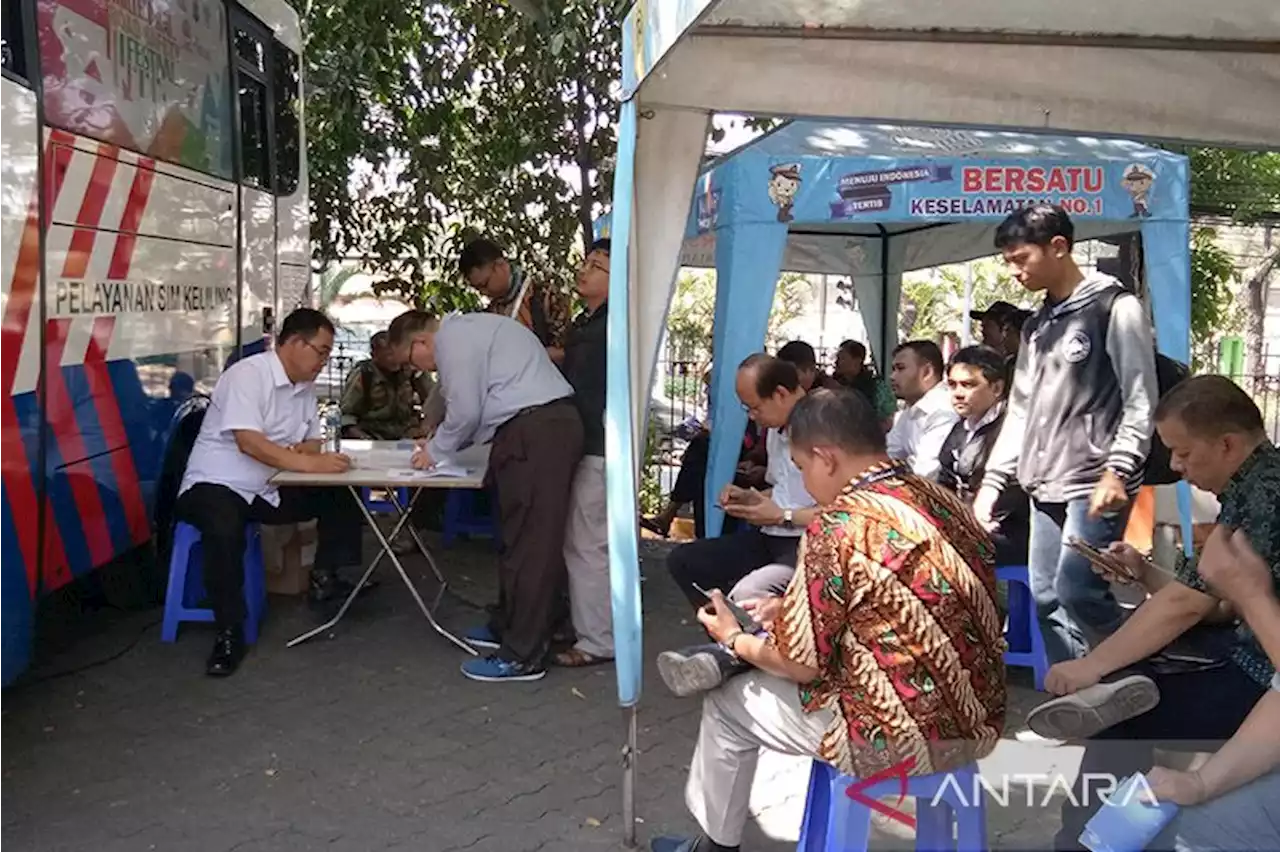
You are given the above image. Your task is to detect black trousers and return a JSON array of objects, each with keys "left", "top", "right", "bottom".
[
  {"left": 175, "top": 483, "right": 363, "bottom": 629},
  {"left": 666, "top": 527, "right": 800, "bottom": 609},
  {"left": 1055, "top": 660, "right": 1268, "bottom": 849},
  {"left": 669, "top": 430, "right": 755, "bottom": 539},
  {"left": 487, "top": 401, "right": 584, "bottom": 664}
]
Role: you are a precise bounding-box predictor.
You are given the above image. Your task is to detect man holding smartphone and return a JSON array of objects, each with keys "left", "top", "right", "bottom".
[{"left": 665, "top": 354, "right": 819, "bottom": 608}]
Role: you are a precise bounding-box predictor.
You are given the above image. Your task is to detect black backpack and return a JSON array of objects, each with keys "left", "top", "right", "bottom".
[
  {"left": 1097, "top": 287, "right": 1189, "bottom": 487},
  {"left": 1145, "top": 352, "right": 1190, "bottom": 485}
]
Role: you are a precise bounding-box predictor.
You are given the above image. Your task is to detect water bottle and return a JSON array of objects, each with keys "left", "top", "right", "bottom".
[{"left": 322, "top": 404, "right": 342, "bottom": 453}]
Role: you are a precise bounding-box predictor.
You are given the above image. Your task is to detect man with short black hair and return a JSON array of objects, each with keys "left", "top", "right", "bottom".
[
  {"left": 389, "top": 308, "right": 582, "bottom": 683},
  {"left": 458, "top": 237, "right": 571, "bottom": 365},
  {"left": 651, "top": 388, "right": 1005, "bottom": 852},
  {"left": 886, "top": 339, "right": 957, "bottom": 479},
  {"left": 1021, "top": 376, "right": 1279, "bottom": 848},
  {"left": 776, "top": 340, "right": 839, "bottom": 392},
  {"left": 177, "top": 308, "right": 364, "bottom": 676},
  {"left": 664, "top": 355, "right": 818, "bottom": 609},
  {"left": 554, "top": 238, "right": 614, "bottom": 667},
  {"left": 976, "top": 204, "right": 1159, "bottom": 665},
  {"left": 938, "top": 345, "right": 1030, "bottom": 565}
]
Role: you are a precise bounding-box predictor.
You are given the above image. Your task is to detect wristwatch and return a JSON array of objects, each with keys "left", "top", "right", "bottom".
[{"left": 782, "top": 508, "right": 794, "bottom": 530}]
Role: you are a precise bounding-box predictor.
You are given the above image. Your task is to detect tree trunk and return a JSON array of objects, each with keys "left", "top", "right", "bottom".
[
  {"left": 1244, "top": 236, "right": 1279, "bottom": 379},
  {"left": 573, "top": 78, "right": 595, "bottom": 250}
]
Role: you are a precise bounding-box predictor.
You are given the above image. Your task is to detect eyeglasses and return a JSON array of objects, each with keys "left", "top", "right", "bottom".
[{"left": 304, "top": 340, "right": 332, "bottom": 361}]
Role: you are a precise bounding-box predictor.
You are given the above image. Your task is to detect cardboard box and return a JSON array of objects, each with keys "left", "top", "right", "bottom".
[{"left": 262, "top": 520, "right": 318, "bottom": 596}]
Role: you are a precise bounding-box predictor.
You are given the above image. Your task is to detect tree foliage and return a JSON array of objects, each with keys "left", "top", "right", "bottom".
[
  {"left": 666, "top": 270, "right": 815, "bottom": 362},
  {"left": 296, "top": 0, "right": 620, "bottom": 310},
  {"left": 1188, "top": 228, "right": 1241, "bottom": 370},
  {"left": 899, "top": 259, "right": 1032, "bottom": 342}
]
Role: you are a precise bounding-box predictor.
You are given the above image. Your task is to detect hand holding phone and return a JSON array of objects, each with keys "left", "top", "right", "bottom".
[
  {"left": 1067, "top": 537, "right": 1140, "bottom": 584},
  {"left": 691, "top": 583, "right": 757, "bottom": 632}
]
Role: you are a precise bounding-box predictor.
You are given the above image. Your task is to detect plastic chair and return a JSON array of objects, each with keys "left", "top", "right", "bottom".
[
  {"left": 442, "top": 490, "right": 498, "bottom": 549},
  {"left": 797, "top": 759, "right": 988, "bottom": 852},
  {"left": 997, "top": 564, "right": 1049, "bottom": 691},
  {"left": 361, "top": 487, "right": 410, "bottom": 514},
  {"left": 161, "top": 522, "right": 267, "bottom": 644}
]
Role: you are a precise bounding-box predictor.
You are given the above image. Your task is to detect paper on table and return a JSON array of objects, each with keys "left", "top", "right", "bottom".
[
  {"left": 346, "top": 448, "right": 415, "bottom": 470},
  {"left": 385, "top": 464, "right": 473, "bottom": 479}
]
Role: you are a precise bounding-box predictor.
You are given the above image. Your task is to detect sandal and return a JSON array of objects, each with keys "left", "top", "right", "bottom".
[
  {"left": 640, "top": 517, "right": 670, "bottom": 536},
  {"left": 551, "top": 648, "right": 614, "bottom": 668}
]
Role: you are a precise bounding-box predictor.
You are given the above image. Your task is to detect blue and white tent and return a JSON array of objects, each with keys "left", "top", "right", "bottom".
[{"left": 596, "top": 2, "right": 1279, "bottom": 842}]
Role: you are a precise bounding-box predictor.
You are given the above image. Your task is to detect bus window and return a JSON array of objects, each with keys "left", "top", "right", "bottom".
[
  {"left": 2, "top": 0, "right": 26, "bottom": 81},
  {"left": 272, "top": 43, "right": 300, "bottom": 196},
  {"left": 232, "top": 16, "right": 272, "bottom": 190},
  {"left": 237, "top": 78, "right": 272, "bottom": 189}
]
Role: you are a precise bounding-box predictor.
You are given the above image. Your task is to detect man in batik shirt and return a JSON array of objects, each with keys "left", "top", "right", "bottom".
[
  {"left": 652, "top": 388, "right": 1006, "bottom": 852},
  {"left": 458, "top": 237, "right": 571, "bottom": 365}
]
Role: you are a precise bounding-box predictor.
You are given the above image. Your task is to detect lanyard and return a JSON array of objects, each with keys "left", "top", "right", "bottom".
[
  {"left": 851, "top": 463, "right": 908, "bottom": 491},
  {"left": 507, "top": 273, "right": 533, "bottom": 320}
]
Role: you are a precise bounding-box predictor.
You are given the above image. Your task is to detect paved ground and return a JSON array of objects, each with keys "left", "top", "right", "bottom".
[{"left": 3, "top": 533, "right": 1068, "bottom": 851}]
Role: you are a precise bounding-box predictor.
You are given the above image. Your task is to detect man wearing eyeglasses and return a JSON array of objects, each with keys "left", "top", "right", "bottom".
[
  {"left": 460, "top": 237, "right": 571, "bottom": 366},
  {"left": 176, "top": 308, "right": 364, "bottom": 677},
  {"left": 389, "top": 308, "right": 582, "bottom": 683}
]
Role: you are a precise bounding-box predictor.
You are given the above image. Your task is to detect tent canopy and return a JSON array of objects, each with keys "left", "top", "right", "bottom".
[
  {"left": 604, "top": 0, "right": 1277, "bottom": 712},
  {"left": 651, "top": 120, "right": 1191, "bottom": 539}
]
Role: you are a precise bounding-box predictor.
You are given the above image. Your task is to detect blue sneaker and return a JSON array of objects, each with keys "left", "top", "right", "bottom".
[
  {"left": 460, "top": 655, "right": 546, "bottom": 683},
  {"left": 463, "top": 625, "right": 501, "bottom": 651},
  {"left": 650, "top": 838, "right": 700, "bottom": 852}
]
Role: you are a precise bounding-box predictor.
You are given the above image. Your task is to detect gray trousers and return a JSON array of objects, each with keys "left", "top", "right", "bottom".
[
  {"left": 686, "top": 670, "right": 834, "bottom": 846},
  {"left": 729, "top": 562, "right": 795, "bottom": 603},
  {"left": 1164, "top": 770, "right": 1280, "bottom": 852},
  {"left": 563, "top": 456, "right": 612, "bottom": 657}
]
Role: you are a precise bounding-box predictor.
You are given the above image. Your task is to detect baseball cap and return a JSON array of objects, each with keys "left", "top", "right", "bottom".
[{"left": 971, "top": 301, "right": 1023, "bottom": 322}]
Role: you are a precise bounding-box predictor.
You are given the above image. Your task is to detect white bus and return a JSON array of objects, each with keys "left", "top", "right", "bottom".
[{"left": 1, "top": 0, "right": 310, "bottom": 682}]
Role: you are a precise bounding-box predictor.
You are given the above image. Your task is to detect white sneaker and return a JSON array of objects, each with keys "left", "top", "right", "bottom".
[{"left": 1026, "top": 674, "right": 1160, "bottom": 740}]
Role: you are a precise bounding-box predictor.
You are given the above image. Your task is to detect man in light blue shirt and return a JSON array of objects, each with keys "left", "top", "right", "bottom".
[
  {"left": 389, "top": 310, "right": 582, "bottom": 683},
  {"left": 177, "top": 309, "right": 363, "bottom": 677}
]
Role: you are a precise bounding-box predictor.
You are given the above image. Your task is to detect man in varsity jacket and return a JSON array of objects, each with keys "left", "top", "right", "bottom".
[{"left": 974, "top": 204, "right": 1159, "bottom": 665}]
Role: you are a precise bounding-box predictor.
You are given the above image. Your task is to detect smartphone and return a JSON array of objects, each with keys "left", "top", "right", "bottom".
[
  {"left": 1067, "top": 537, "right": 1139, "bottom": 581},
  {"left": 691, "top": 582, "right": 757, "bottom": 632}
]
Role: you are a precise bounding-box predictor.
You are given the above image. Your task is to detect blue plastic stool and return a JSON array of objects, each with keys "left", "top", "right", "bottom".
[
  {"left": 798, "top": 759, "right": 988, "bottom": 852},
  {"left": 442, "top": 490, "right": 498, "bottom": 549},
  {"left": 161, "top": 522, "right": 267, "bottom": 644},
  {"left": 361, "top": 487, "right": 410, "bottom": 514},
  {"left": 997, "top": 564, "right": 1049, "bottom": 691}
]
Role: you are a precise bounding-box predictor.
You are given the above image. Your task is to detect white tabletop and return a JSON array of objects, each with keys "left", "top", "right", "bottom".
[{"left": 270, "top": 441, "right": 489, "bottom": 489}]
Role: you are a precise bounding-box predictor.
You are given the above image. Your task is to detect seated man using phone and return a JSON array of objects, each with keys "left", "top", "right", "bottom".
[
  {"left": 1020, "top": 377, "right": 1280, "bottom": 849},
  {"left": 651, "top": 389, "right": 1005, "bottom": 852},
  {"left": 664, "top": 355, "right": 818, "bottom": 608}
]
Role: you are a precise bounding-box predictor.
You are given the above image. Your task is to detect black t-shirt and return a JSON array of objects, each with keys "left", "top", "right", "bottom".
[{"left": 562, "top": 303, "right": 607, "bottom": 457}]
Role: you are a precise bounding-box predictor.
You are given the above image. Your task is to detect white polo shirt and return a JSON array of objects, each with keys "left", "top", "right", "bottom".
[
  {"left": 886, "top": 382, "right": 958, "bottom": 481},
  {"left": 180, "top": 352, "right": 322, "bottom": 506},
  {"left": 761, "top": 426, "right": 816, "bottom": 538}
]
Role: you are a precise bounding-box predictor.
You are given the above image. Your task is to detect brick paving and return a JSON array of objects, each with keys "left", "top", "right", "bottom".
[{"left": 3, "top": 535, "right": 1063, "bottom": 851}]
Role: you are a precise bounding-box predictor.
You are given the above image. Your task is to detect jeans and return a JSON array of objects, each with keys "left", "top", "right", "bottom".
[{"left": 1029, "top": 498, "right": 1129, "bottom": 663}]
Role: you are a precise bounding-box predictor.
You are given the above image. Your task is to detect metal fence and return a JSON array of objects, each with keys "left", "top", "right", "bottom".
[{"left": 1214, "top": 341, "right": 1280, "bottom": 444}]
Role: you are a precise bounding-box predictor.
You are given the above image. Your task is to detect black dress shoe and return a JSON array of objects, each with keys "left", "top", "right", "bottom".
[
  {"left": 308, "top": 572, "right": 379, "bottom": 605},
  {"left": 656, "top": 642, "right": 752, "bottom": 697},
  {"left": 206, "top": 626, "right": 246, "bottom": 677}
]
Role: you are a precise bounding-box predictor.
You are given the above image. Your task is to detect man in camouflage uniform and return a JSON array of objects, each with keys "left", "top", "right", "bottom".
[
  {"left": 340, "top": 331, "right": 443, "bottom": 440},
  {"left": 459, "top": 237, "right": 571, "bottom": 365}
]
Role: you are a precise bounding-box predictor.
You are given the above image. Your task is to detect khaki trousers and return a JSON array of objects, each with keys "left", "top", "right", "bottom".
[
  {"left": 563, "top": 455, "right": 612, "bottom": 657},
  {"left": 686, "top": 671, "right": 833, "bottom": 846}
]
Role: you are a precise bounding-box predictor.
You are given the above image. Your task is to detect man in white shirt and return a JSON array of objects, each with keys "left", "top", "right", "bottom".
[
  {"left": 176, "top": 309, "right": 363, "bottom": 677},
  {"left": 886, "top": 339, "right": 958, "bottom": 480},
  {"left": 658, "top": 356, "right": 821, "bottom": 698},
  {"left": 660, "top": 356, "right": 818, "bottom": 669},
  {"left": 389, "top": 310, "right": 581, "bottom": 684}
]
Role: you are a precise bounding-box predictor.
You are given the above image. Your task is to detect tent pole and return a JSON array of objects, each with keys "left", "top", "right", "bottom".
[
  {"left": 879, "top": 229, "right": 890, "bottom": 367},
  {"left": 622, "top": 705, "right": 638, "bottom": 846}
]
